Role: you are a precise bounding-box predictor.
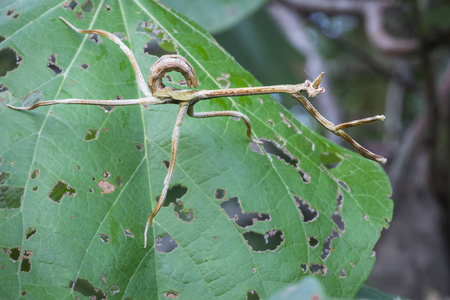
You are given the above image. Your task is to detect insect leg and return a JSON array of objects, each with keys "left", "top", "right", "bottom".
[
  {"left": 59, "top": 17, "right": 152, "bottom": 98},
  {"left": 144, "top": 103, "right": 189, "bottom": 248},
  {"left": 187, "top": 105, "right": 262, "bottom": 144}
]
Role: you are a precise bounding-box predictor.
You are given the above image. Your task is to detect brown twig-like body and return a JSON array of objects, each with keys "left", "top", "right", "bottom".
[{"left": 7, "top": 17, "right": 387, "bottom": 248}]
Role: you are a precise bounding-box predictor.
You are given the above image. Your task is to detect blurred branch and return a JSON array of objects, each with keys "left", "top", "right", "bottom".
[
  {"left": 282, "top": 0, "right": 419, "bottom": 55},
  {"left": 423, "top": 26, "right": 450, "bottom": 50},
  {"left": 384, "top": 75, "right": 405, "bottom": 145},
  {"left": 388, "top": 113, "right": 427, "bottom": 193},
  {"left": 267, "top": 2, "right": 342, "bottom": 142},
  {"left": 329, "top": 37, "right": 418, "bottom": 91}
]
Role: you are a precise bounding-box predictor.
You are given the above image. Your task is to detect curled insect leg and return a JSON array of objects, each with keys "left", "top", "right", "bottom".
[
  {"left": 187, "top": 105, "right": 262, "bottom": 144},
  {"left": 148, "top": 55, "right": 199, "bottom": 95},
  {"left": 143, "top": 103, "right": 189, "bottom": 248},
  {"left": 291, "top": 93, "right": 387, "bottom": 164},
  {"left": 59, "top": 17, "right": 152, "bottom": 98}
]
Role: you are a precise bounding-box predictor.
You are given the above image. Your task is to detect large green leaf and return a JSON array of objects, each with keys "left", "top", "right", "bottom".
[{"left": 0, "top": 1, "right": 392, "bottom": 299}]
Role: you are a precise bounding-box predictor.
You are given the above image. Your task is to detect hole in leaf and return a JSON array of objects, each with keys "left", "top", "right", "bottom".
[
  {"left": 279, "top": 112, "right": 303, "bottom": 134},
  {"left": 116, "top": 176, "right": 123, "bottom": 187},
  {"left": 110, "top": 285, "right": 120, "bottom": 295},
  {"left": 47, "top": 54, "right": 62, "bottom": 75},
  {"left": 124, "top": 228, "right": 134, "bottom": 238},
  {"left": 12, "top": 14, "right": 20, "bottom": 19},
  {"left": 267, "top": 119, "right": 274, "bottom": 126},
  {"left": 32, "top": 186, "right": 38, "bottom": 192},
  {"left": 97, "top": 180, "right": 115, "bottom": 195},
  {"left": 319, "top": 152, "right": 343, "bottom": 169},
  {"left": 1, "top": 186, "right": 25, "bottom": 209},
  {"left": 80, "top": 63, "right": 89, "bottom": 70},
  {"left": 336, "top": 188, "right": 343, "bottom": 210},
  {"left": 332, "top": 210, "right": 345, "bottom": 233},
  {"left": 81, "top": 0, "right": 94, "bottom": 13},
  {"left": 103, "top": 171, "right": 110, "bottom": 179},
  {"left": 294, "top": 195, "right": 318, "bottom": 222},
  {"left": 21, "top": 291, "right": 27, "bottom": 296},
  {"left": 99, "top": 233, "right": 110, "bottom": 243},
  {"left": 157, "top": 185, "right": 187, "bottom": 207},
  {"left": 262, "top": 139, "right": 297, "bottom": 167},
  {"left": 84, "top": 129, "right": 98, "bottom": 141},
  {"left": 339, "top": 268, "right": 347, "bottom": 278},
  {"left": 89, "top": 33, "right": 101, "bottom": 43},
  {"left": 220, "top": 197, "right": 270, "bottom": 228},
  {"left": 104, "top": 4, "right": 111, "bottom": 11},
  {"left": 300, "top": 263, "right": 308, "bottom": 273},
  {"left": 216, "top": 73, "right": 231, "bottom": 89},
  {"left": 98, "top": 104, "right": 114, "bottom": 113},
  {"left": 310, "top": 263, "right": 327, "bottom": 276},
  {"left": 25, "top": 227, "right": 36, "bottom": 240},
  {"left": 20, "top": 250, "right": 32, "bottom": 272},
  {"left": 0, "top": 83, "right": 9, "bottom": 93},
  {"left": 215, "top": 188, "right": 225, "bottom": 200},
  {"left": 338, "top": 180, "right": 350, "bottom": 192},
  {"left": 260, "top": 139, "right": 310, "bottom": 183},
  {"left": 19, "top": 91, "right": 44, "bottom": 108},
  {"left": 143, "top": 39, "right": 176, "bottom": 57},
  {"left": 298, "top": 170, "right": 311, "bottom": 183},
  {"left": 155, "top": 184, "right": 193, "bottom": 222},
  {"left": 162, "top": 160, "right": 169, "bottom": 169},
  {"left": 156, "top": 233, "right": 178, "bottom": 253},
  {"left": 69, "top": 277, "right": 107, "bottom": 300},
  {"left": 136, "top": 21, "right": 177, "bottom": 56},
  {"left": 30, "top": 169, "right": 39, "bottom": 180},
  {"left": 321, "top": 229, "right": 340, "bottom": 260},
  {"left": 6, "top": 9, "right": 15, "bottom": 16},
  {"left": 20, "top": 259, "right": 31, "bottom": 272},
  {"left": 63, "top": 1, "right": 78, "bottom": 10},
  {"left": 48, "top": 180, "right": 76, "bottom": 203},
  {"left": 136, "top": 143, "right": 143, "bottom": 151},
  {"left": 249, "top": 141, "right": 264, "bottom": 155},
  {"left": 163, "top": 290, "right": 179, "bottom": 299},
  {"left": 0, "top": 170, "right": 11, "bottom": 184},
  {"left": 308, "top": 236, "right": 319, "bottom": 248},
  {"left": 76, "top": 11, "right": 83, "bottom": 20},
  {"left": 3, "top": 247, "right": 20, "bottom": 262},
  {"left": 246, "top": 289, "right": 260, "bottom": 300},
  {"left": 243, "top": 230, "right": 284, "bottom": 252},
  {"left": 0, "top": 47, "right": 23, "bottom": 77}
]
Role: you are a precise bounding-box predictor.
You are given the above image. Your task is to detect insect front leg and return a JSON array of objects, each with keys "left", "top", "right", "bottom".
[{"left": 144, "top": 103, "right": 189, "bottom": 248}]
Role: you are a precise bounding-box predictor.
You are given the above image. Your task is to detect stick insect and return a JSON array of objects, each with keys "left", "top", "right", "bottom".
[{"left": 8, "top": 18, "right": 387, "bottom": 248}]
